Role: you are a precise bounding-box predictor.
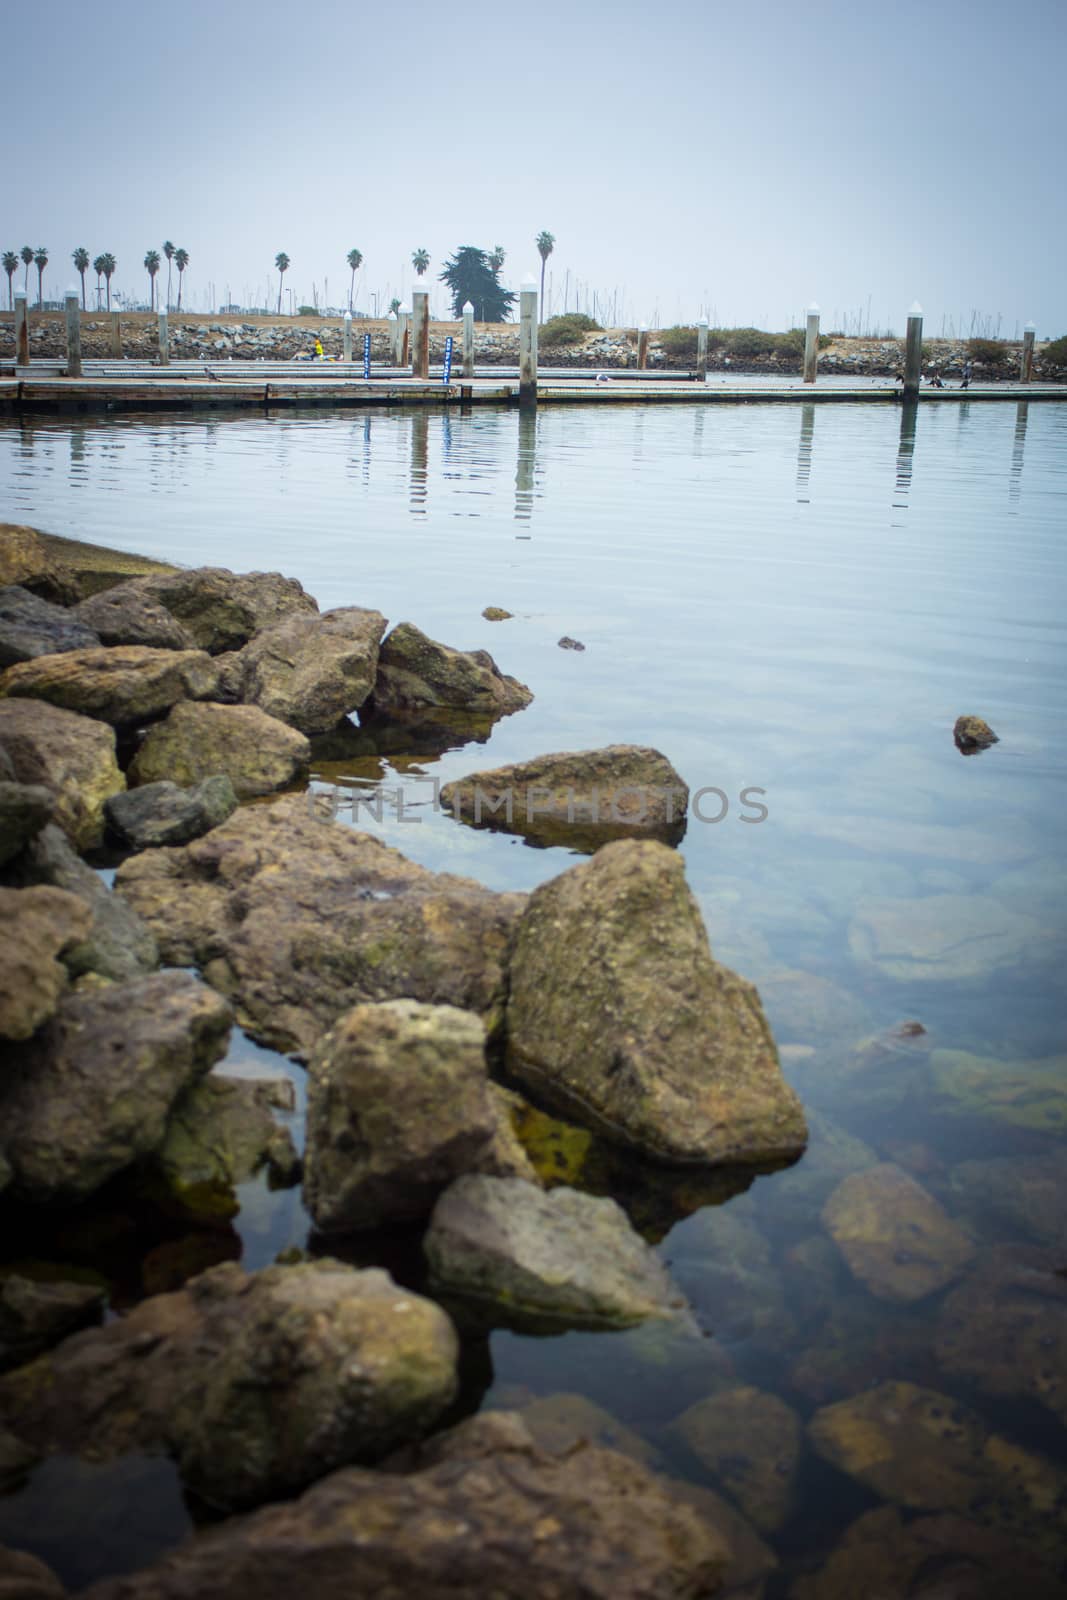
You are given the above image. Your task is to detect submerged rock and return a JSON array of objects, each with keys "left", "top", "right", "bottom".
[
  {"left": 372, "top": 621, "right": 533, "bottom": 716},
  {"left": 0, "top": 1274, "right": 105, "bottom": 1373},
  {"left": 76, "top": 1412, "right": 726, "bottom": 1600},
  {"left": 441, "top": 745, "right": 689, "bottom": 851},
  {"left": 0, "top": 584, "right": 100, "bottom": 666},
  {"left": 119, "top": 567, "right": 319, "bottom": 654},
  {"left": 0, "top": 1260, "right": 459, "bottom": 1512},
  {"left": 424, "top": 1174, "right": 691, "bottom": 1330},
  {"left": 73, "top": 583, "right": 198, "bottom": 650},
  {"left": 128, "top": 701, "right": 310, "bottom": 797},
  {"left": 670, "top": 1385, "right": 801, "bottom": 1533},
  {"left": 0, "top": 885, "right": 91, "bottom": 1041},
  {"left": 821, "top": 1162, "right": 975, "bottom": 1302},
  {"left": 481, "top": 606, "right": 513, "bottom": 621},
  {"left": 304, "top": 1000, "right": 500, "bottom": 1233},
  {"left": 505, "top": 839, "right": 807, "bottom": 1166},
  {"left": 0, "top": 699, "right": 124, "bottom": 850},
  {"left": 948, "top": 1152, "right": 1067, "bottom": 1250},
  {"left": 558, "top": 636, "right": 586, "bottom": 651},
  {"left": 0, "top": 1544, "right": 65, "bottom": 1599},
  {"left": 104, "top": 775, "right": 237, "bottom": 849},
  {"left": 217, "top": 606, "right": 387, "bottom": 733},
  {"left": 954, "top": 713, "right": 999, "bottom": 751},
  {"left": 848, "top": 893, "right": 1049, "bottom": 982},
  {"left": 930, "top": 1047, "right": 1067, "bottom": 1132},
  {"left": 0, "top": 645, "right": 219, "bottom": 727},
  {"left": 0, "top": 971, "right": 231, "bottom": 1203}
]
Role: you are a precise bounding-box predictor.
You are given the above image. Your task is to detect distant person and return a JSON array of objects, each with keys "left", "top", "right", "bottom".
[{"left": 313, "top": 338, "right": 324, "bottom": 360}]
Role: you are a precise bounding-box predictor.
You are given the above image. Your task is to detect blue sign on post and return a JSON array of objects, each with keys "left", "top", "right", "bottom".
[
  {"left": 442, "top": 335, "right": 453, "bottom": 386},
  {"left": 363, "top": 333, "right": 371, "bottom": 379}
]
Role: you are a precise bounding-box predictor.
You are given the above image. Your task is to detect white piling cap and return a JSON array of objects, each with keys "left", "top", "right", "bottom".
[
  {"left": 65, "top": 284, "right": 78, "bottom": 298},
  {"left": 399, "top": 303, "right": 411, "bottom": 315},
  {"left": 13, "top": 288, "right": 26, "bottom": 299},
  {"left": 807, "top": 302, "right": 820, "bottom": 315},
  {"left": 1025, "top": 321, "right": 1036, "bottom": 332},
  {"left": 908, "top": 301, "right": 923, "bottom": 317},
  {"left": 412, "top": 286, "right": 428, "bottom": 298},
  {"left": 697, "top": 317, "right": 709, "bottom": 328},
  {"left": 387, "top": 312, "right": 397, "bottom": 322},
  {"left": 462, "top": 301, "right": 474, "bottom": 314},
  {"left": 639, "top": 322, "right": 648, "bottom": 332},
  {"left": 344, "top": 311, "right": 352, "bottom": 322},
  {"left": 521, "top": 275, "right": 537, "bottom": 292}
]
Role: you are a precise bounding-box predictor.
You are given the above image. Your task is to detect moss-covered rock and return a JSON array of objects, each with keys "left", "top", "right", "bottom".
[
  {"left": 670, "top": 1385, "right": 801, "bottom": 1533},
  {"left": 0, "top": 699, "right": 124, "bottom": 850},
  {"left": 821, "top": 1162, "right": 975, "bottom": 1302},
  {"left": 0, "top": 646, "right": 218, "bottom": 727},
  {"left": 931, "top": 1047, "right": 1067, "bottom": 1131},
  {"left": 129, "top": 700, "right": 310, "bottom": 797},
  {"left": 218, "top": 606, "right": 387, "bottom": 734},
  {"left": 0, "top": 885, "right": 91, "bottom": 1041},
  {"left": 373, "top": 621, "right": 532, "bottom": 716}
]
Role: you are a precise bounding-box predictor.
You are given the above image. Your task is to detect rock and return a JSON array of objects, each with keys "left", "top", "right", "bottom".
[
  {"left": 72, "top": 583, "right": 198, "bottom": 650},
  {"left": 0, "top": 700, "right": 124, "bottom": 850},
  {"left": 948, "top": 1152, "right": 1067, "bottom": 1250},
  {"left": 0, "top": 1260, "right": 458, "bottom": 1511},
  {"left": 6, "top": 823, "right": 158, "bottom": 981},
  {"left": 219, "top": 607, "right": 387, "bottom": 733},
  {"left": 763, "top": 1110, "right": 877, "bottom": 1211},
  {"left": 481, "top": 606, "right": 513, "bottom": 620},
  {"left": 304, "top": 1001, "right": 500, "bottom": 1233},
  {"left": 119, "top": 567, "right": 318, "bottom": 654},
  {"left": 0, "top": 525, "right": 77, "bottom": 606},
  {"left": 0, "top": 885, "right": 91, "bottom": 1041},
  {"left": 670, "top": 1385, "right": 801, "bottom": 1533},
  {"left": 930, "top": 1047, "right": 1067, "bottom": 1132},
  {"left": 0, "top": 1274, "right": 105, "bottom": 1372},
  {"left": 821, "top": 1163, "right": 975, "bottom": 1302},
  {"left": 104, "top": 775, "right": 237, "bottom": 849},
  {"left": 0, "top": 971, "right": 231, "bottom": 1203},
  {"left": 480, "top": 1083, "right": 542, "bottom": 1184},
  {"left": 788, "top": 1296, "right": 939, "bottom": 1406},
  {"left": 0, "top": 646, "right": 218, "bottom": 727},
  {"left": 76, "top": 1412, "right": 725, "bottom": 1600},
  {"left": 128, "top": 701, "right": 310, "bottom": 797},
  {"left": 511, "top": 1390, "right": 660, "bottom": 1469},
  {"left": 506, "top": 840, "right": 807, "bottom": 1166},
  {"left": 0, "top": 782, "right": 53, "bottom": 867},
  {"left": 114, "top": 795, "right": 521, "bottom": 1056},
  {"left": 156, "top": 1074, "right": 299, "bottom": 1200},
  {"left": 372, "top": 621, "right": 533, "bottom": 716},
  {"left": 954, "top": 713, "right": 998, "bottom": 751},
  {"left": 424, "top": 1175, "right": 690, "bottom": 1329},
  {"left": 441, "top": 745, "right": 689, "bottom": 851},
  {"left": 0, "top": 1545, "right": 66, "bottom": 1600},
  {"left": 848, "top": 894, "right": 1049, "bottom": 982},
  {"left": 0, "top": 586, "right": 100, "bottom": 667},
  {"left": 668, "top": 1202, "right": 791, "bottom": 1348},
  {"left": 558, "top": 636, "right": 586, "bottom": 651},
  {"left": 935, "top": 1246, "right": 1067, "bottom": 1428}
]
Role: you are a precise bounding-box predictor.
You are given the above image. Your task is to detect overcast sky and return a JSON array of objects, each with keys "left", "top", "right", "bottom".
[{"left": 4, "top": 0, "right": 1063, "bottom": 337}]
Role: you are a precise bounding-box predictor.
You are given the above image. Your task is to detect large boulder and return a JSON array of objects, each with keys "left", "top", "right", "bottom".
[
  {"left": 0, "top": 525, "right": 77, "bottom": 606},
  {"left": 0, "top": 781, "right": 53, "bottom": 867},
  {"left": 0, "top": 646, "right": 218, "bottom": 727},
  {"left": 506, "top": 839, "right": 807, "bottom": 1166},
  {"left": 0, "top": 1260, "right": 459, "bottom": 1512},
  {"left": 218, "top": 606, "right": 387, "bottom": 733},
  {"left": 304, "top": 1000, "right": 501, "bottom": 1232},
  {"left": 120, "top": 567, "right": 318, "bottom": 654},
  {"left": 0, "top": 700, "right": 124, "bottom": 850},
  {"left": 77, "top": 1412, "right": 727, "bottom": 1600},
  {"left": 0, "top": 885, "right": 91, "bottom": 1041},
  {"left": 72, "top": 583, "right": 198, "bottom": 650},
  {"left": 114, "top": 795, "right": 523, "bottom": 1057},
  {"left": 128, "top": 701, "right": 310, "bottom": 797},
  {"left": 104, "top": 775, "right": 237, "bottom": 849},
  {"left": 441, "top": 745, "right": 689, "bottom": 851},
  {"left": 372, "top": 621, "right": 533, "bottom": 716},
  {"left": 0, "top": 971, "right": 231, "bottom": 1203},
  {"left": 424, "top": 1175, "right": 690, "bottom": 1329},
  {"left": 0, "top": 1274, "right": 105, "bottom": 1373},
  {"left": 0, "top": 585, "right": 100, "bottom": 666}
]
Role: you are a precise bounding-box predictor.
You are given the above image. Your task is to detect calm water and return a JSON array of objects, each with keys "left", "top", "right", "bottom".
[{"left": 2, "top": 401, "right": 1066, "bottom": 1592}]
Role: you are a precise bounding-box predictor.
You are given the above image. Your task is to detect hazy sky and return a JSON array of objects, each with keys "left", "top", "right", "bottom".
[{"left": 4, "top": 0, "right": 1064, "bottom": 336}]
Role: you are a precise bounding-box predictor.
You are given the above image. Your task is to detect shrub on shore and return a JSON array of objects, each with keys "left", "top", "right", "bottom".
[
  {"left": 966, "top": 337, "right": 1009, "bottom": 366},
  {"left": 1038, "top": 333, "right": 1067, "bottom": 369},
  {"left": 539, "top": 313, "right": 602, "bottom": 347}
]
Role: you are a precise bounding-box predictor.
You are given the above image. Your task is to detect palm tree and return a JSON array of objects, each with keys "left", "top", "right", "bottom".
[
  {"left": 412, "top": 248, "right": 430, "bottom": 278},
  {"left": 535, "top": 231, "right": 555, "bottom": 320},
  {"left": 163, "top": 240, "right": 175, "bottom": 310},
  {"left": 275, "top": 252, "right": 290, "bottom": 314},
  {"left": 33, "top": 248, "right": 48, "bottom": 309},
  {"left": 174, "top": 247, "right": 189, "bottom": 310},
  {"left": 96, "top": 253, "right": 116, "bottom": 312},
  {"left": 346, "top": 248, "right": 362, "bottom": 311},
  {"left": 144, "top": 249, "right": 161, "bottom": 311},
  {"left": 20, "top": 246, "right": 33, "bottom": 293},
  {"left": 388, "top": 297, "right": 401, "bottom": 315},
  {"left": 92, "top": 255, "right": 106, "bottom": 308},
  {"left": 72, "top": 247, "right": 90, "bottom": 309},
  {"left": 3, "top": 252, "right": 18, "bottom": 310},
  {"left": 488, "top": 244, "right": 505, "bottom": 274}
]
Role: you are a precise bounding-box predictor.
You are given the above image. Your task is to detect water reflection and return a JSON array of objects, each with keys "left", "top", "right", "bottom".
[
  {"left": 514, "top": 409, "right": 536, "bottom": 531},
  {"left": 409, "top": 409, "right": 428, "bottom": 516},
  {"left": 796, "top": 402, "right": 815, "bottom": 503},
  {"left": 893, "top": 400, "right": 918, "bottom": 507},
  {"left": 1010, "top": 401, "right": 1029, "bottom": 506}
]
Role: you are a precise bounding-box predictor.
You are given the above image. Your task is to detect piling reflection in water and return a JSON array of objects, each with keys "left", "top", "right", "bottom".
[
  {"left": 893, "top": 400, "right": 918, "bottom": 508},
  {"left": 515, "top": 409, "right": 536, "bottom": 532},
  {"left": 796, "top": 403, "right": 815, "bottom": 503},
  {"left": 409, "top": 409, "right": 428, "bottom": 517},
  {"left": 1010, "top": 401, "right": 1029, "bottom": 506}
]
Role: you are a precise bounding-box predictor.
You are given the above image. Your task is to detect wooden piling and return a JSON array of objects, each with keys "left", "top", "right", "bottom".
[
  {"left": 903, "top": 303, "right": 923, "bottom": 401},
  {"left": 399, "top": 305, "right": 411, "bottom": 368},
  {"left": 412, "top": 289, "right": 429, "bottom": 380},
  {"left": 696, "top": 318, "right": 708, "bottom": 381},
  {"left": 519, "top": 278, "right": 538, "bottom": 408},
  {"left": 387, "top": 312, "right": 398, "bottom": 365},
  {"left": 110, "top": 313, "right": 122, "bottom": 359},
  {"left": 343, "top": 312, "right": 353, "bottom": 364},
  {"left": 803, "top": 303, "right": 820, "bottom": 384},
  {"left": 1021, "top": 323, "right": 1035, "bottom": 384},
  {"left": 637, "top": 325, "right": 649, "bottom": 371},
  {"left": 14, "top": 291, "right": 29, "bottom": 367},
  {"left": 64, "top": 291, "right": 82, "bottom": 378},
  {"left": 158, "top": 309, "right": 169, "bottom": 367},
  {"left": 462, "top": 301, "right": 475, "bottom": 378}
]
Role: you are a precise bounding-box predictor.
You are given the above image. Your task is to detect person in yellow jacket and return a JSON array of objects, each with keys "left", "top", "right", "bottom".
[{"left": 313, "top": 337, "right": 324, "bottom": 360}]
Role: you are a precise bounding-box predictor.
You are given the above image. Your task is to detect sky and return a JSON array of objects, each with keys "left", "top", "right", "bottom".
[{"left": 3, "top": 0, "right": 1064, "bottom": 337}]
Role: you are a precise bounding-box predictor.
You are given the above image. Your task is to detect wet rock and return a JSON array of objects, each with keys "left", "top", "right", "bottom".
[
  {"left": 77, "top": 1411, "right": 726, "bottom": 1600},
  {"left": 128, "top": 701, "right": 310, "bottom": 797},
  {"left": 0, "top": 645, "right": 218, "bottom": 728},
  {"left": 6, "top": 824, "right": 158, "bottom": 981},
  {"left": 0, "top": 886, "right": 91, "bottom": 1041},
  {"left": 104, "top": 775, "right": 236, "bottom": 849},
  {"left": 0, "top": 1260, "right": 458, "bottom": 1512},
  {"left": 511, "top": 1390, "right": 661, "bottom": 1469},
  {"left": 72, "top": 584, "right": 198, "bottom": 650},
  {"left": 372, "top": 621, "right": 533, "bottom": 716},
  {"left": 156, "top": 1074, "right": 299, "bottom": 1200},
  {"left": 669, "top": 1203, "right": 791, "bottom": 1347},
  {"left": 948, "top": 1152, "right": 1067, "bottom": 1250},
  {"left": 218, "top": 607, "right": 387, "bottom": 733},
  {"left": 481, "top": 1083, "right": 542, "bottom": 1184},
  {"left": 931, "top": 1047, "right": 1067, "bottom": 1132},
  {"left": 670, "top": 1385, "right": 801, "bottom": 1533},
  {"left": 120, "top": 567, "right": 318, "bottom": 654},
  {"left": 0, "top": 971, "right": 231, "bottom": 1203},
  {"left": 0, "top": 585, "right": 100, "bottom": 666},
  {"left": 0, "top": 700, "right": 124, "bottom": 850},
  {"left": 765, "top": 1110, "right": 877, "bottom": 1211},
  {"left": 305, "top": 1000, "right": 501, "bottom": 1233},
  {"left": 442, "top": 745, "right": 689, "bottom": 851},
  {"left": 0, "top": 1274, "right": 105, "bottom": 1372},
  {"left": 822, "top": 1163, "right": 975, "bottom": 1302},
  {"left": 935, "top": 1246, "right": 1067, "bottom": 1428},
  {"left": 0, "top": 782, "right": 53, "bottom": 867},
  {"left": 788, "top": 1297, "right": 938, "bottom": 1405},
  {"left": 848, "top": 894, "right": 1049, "bottom": 982},
  {"left": 0, "top": 1545, "right": 66, "bottom": 1599},
  {"left": 558, "top": 636, "right": 586, "bottom": 651},
  {"left": 114, "top": 795, "right": 521, "bottom": 1056},
  {"left": 481, "top": 606, "right": 513, "bottom": 620},
  {"left": 506, "top": 839, "right": 807, "bottom": 1166},
  {"left": 954, "top": 714, "right": 998, "bottom": 751},
  {"left": 0, "top": 525, "right": 77, "bottom": 606},
  {"left": 424, "top": 1175, "right": 691, "bottom": 1329}
]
